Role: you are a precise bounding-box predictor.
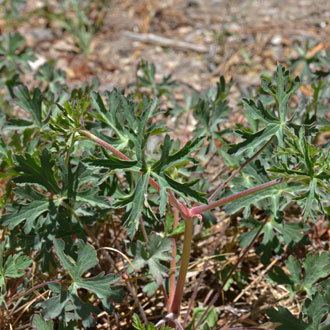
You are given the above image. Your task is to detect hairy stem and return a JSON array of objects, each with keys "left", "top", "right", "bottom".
[
  {"left": 80, "top": 130, "right": 130, "bottom": 160},
  {"left": 169, "top": 217, "right": 194, "bottom": 315},
  {"left": 167, "top": 207, "right": 180, "bottom": 310},
  {"left": 191, "top": 179, "right": 281, "bottom": 216}
]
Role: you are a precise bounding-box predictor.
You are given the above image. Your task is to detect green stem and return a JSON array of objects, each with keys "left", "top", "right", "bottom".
[{"left": 169, "top": 217, "right": 194, "bottom": 315}]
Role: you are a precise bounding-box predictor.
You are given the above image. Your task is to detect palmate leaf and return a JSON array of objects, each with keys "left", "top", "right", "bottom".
[
  {"left": 1, "top": 199, "right": 50, "bottom": 230},
  {"left": 191, "top": 306, "right": 219, "bottom": 330},
  {"left": 131, "top": 233, "right": 172, "bottom": 285},
  {"left": 270, "top": 130, "right": 330, "bottom": 219},
  {"left": 32, "top": 315, "right": 54, "bottom": 330},
  {"left": 54, "top": 239, "right": 98, "bottom": 278},
  {"left": 0, "top": 242, "right": 32, "bottom": 288},
  {"left": 303, "top": 282, "right": 330, "bottom": 330},
  {"left": 0, "top": 32, "right": 35, "bottom": 73},
  {"left": 92, "top": 90, "right": 127, "bottom": 138},
  {"left": 260, "top": 66, "right": 300, "bottom": 121},
  {"left": 13, "top": 150, "right": 60, "bottom": 194},
  {"left": 92, "top": 90, "right": 159, "bottom": 162},
  {"left": 229, "top": 123, "right": 279, "bottom": 155},
  {"left": 239, "top": 216, "right": 305, "bottom": 250},
  {"left": 193, "top": 76, "right": 230, "bottom": 137},
  {"left": 3, "top": 253, "right": 32, "bottom": 279},
  {"left": 269, "top": 252, "right": 330, "bottom": 297},
  {"left": 242, "top": 98, "right": 278, "bottom": 124},
  {"left": 163, "top": 173, "right": 207, "bottom": 204},
  {"left": 0, "top": 32, "right": 25, "bottom": 56},
  {"left": 136, "top": 60, "right": 177, "bottom": 97},
  {"left": 53, "top": 239, "right": 121, "bottom": 301},
  {"left": 75, "top": 191, "right": 110, "bottom": 209},
  {"left": 39, "top": 284, "right": 100, "bottom": 328},
  {"left": 223, "top": 163, "right": 289, "bottom": 216},
  {"left": 224, "top": 184, "right": 279, "bottom": 215},
  {"left": 229, "top": 65, "right": 300, "bottom": 156},
  {"left": 133, "top": 97, "right": 158, "bottom": 162},
  {"left": 14, "top": 85, "right": 43, "bottom": 126}
]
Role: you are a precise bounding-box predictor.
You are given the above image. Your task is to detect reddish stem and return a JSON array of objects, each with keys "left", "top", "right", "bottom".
[
  {"left": 167, "top": 207, "right": 180, "bottom": 309},
  {"left": 169, "top": 216, "right": 194, "bottom": 315},
  {"left": 80, "top": 130, "right": 131, "bottom": 160},
  {"left": 190, "top": 179, "right": 281, "bottom": 216}
]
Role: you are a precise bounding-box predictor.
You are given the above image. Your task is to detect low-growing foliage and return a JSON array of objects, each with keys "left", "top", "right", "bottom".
[{"left": 0, "top": 30, "right": 329, "bottom": 329}]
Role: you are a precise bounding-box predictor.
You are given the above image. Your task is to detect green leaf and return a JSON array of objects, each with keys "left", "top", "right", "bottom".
[
  {"left": 75, "top": 192, "right": 110, "bottom": 209},
  {"left": 53, "top": 239, "right": 121, "bottom": 301},
  {"left": 193, "top": 75, "right": 230, "bottom": 140},
  {"left": 53, "top": 239, "right": 97, "bottom": 279},
  {"left": 302, "top": 252, "right": 330, "bottom": 295},
  {"left": 38, "top": 285, "right": 99, "bottom": 328},
  {"left": 132, "top": 314, "right": 147, "bottom": 330},
  {"left": 224, "top": 186, "right": 278, "bottom": 215},
  {"left": 242, "top": 98, "right": 278, "bottom": 124},
  {"left": 152, "top": 134, "right": 172, "bottom": 173},
  {"left": 163, "top": 173, "right": 207, "bottom": 204},
  {"left": 1, "top": 199, "right": 49, "bottom": 229},
  {"left": 86, "top": 155, "right": 138, "bottom": 170},
  {"left": 92, "top": 90, "right": 124, "bottom": 135},
  {"left": 123, "top": 172, "right": 150, "bottom": 237},
  {"left": 229, "top": 123, "right": 279, "bottom": 155},
  {"left": 14, "top": 150, "right": 60, "bottom": 193},
  {"left": 275, "top": 252, "right": 330, "bottom": 297},
  {"left": 14, "top": 85, "right": 43, "bottom": 126},
  {"left": 32, "top": 315, "right": 54, "bottom": 330},
  {"left": 152, "top": 136, "right": 203, "bottom": 173},
  {"left": 131, "top": 233, "right": 172, "bottom": 285},
  {"left": 132, "top": 313, "right": 172, "bottom": 330},
  {"left": 4, "top": 253, "right": 32, "bottom": 278},
  {"left": 267, "top": 307, "right": 308, "bottom": 330},
  {"left": 272, "top": 221, "right": 305, "bottom": 245},
  {"left": 191, "top": 306, "right": 219, "bottom": 329},
  {"left": 75, "top": 272, "right": 121, "bottom": 301},
  {"left": 303, "top": 286, "right": 330, "bottom": 330},
  {"left": 286, "top": 256, "right": 302, "bottom": 285},
  {"left": 303, "top": 177, "right": 317, "bottom": 219},
  {"left": 0, "top": 242, "right": 32, "bottom": 288}
]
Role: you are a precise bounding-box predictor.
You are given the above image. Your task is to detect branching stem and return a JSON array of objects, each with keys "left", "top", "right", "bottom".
[
  {"left": 80, "top": 129, "right": 283, "bottom": 319},
  {"left": 191, "top": 179, "right": 281, "bottom": 215}
]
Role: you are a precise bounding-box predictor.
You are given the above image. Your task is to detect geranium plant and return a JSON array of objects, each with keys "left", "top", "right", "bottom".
[{"left": 0, "top": 32, "right": 329, "bottom": 329}]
